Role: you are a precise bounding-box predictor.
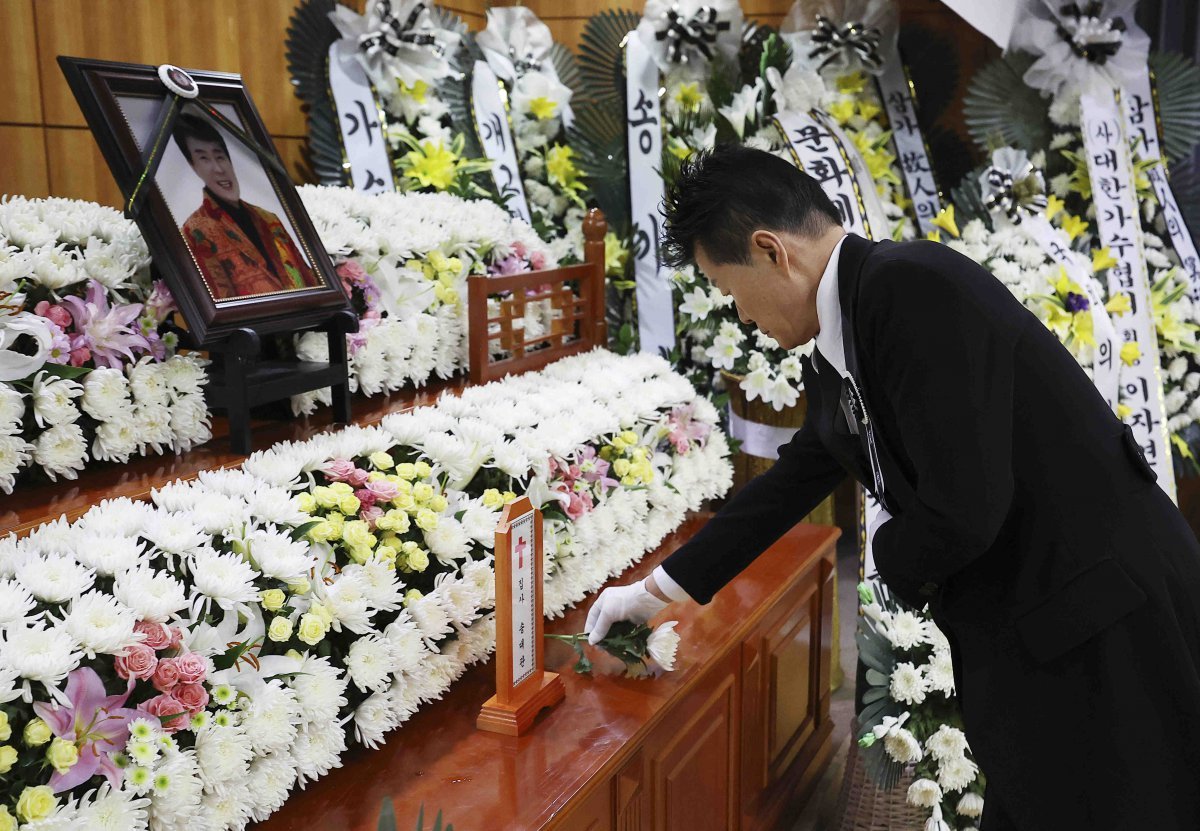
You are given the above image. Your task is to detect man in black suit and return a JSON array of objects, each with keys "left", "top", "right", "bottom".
[{"left": 584, "top": 144, "right": 1200, "bottom": 829}]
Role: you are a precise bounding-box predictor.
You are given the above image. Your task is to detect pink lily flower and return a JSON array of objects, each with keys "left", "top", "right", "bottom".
[
  {"left": 60, "top": 280, "right": 151, "bottom": 369},
  {"left": 31, "top": 667, "right": 142, "bottom": 793}
]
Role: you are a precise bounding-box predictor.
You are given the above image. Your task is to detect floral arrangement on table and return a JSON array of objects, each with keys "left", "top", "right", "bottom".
[
  {"left": 292, "top": 186, "right": 555, "bottom": 414},
  {"left": 0, "top": 196, "right": 210, "bottom": 494},
  {"left": 963, "top": 0, "right": 1200, "bottom": 468},
  {"left": 0, "top": 349, "right": 730, "bottom": 830},
  {"left": 855, "top": 583, "right": 984, "bottom": 831}
]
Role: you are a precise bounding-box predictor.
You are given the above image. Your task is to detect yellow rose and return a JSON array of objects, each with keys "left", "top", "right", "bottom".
[
  {"left": 337, "top": 494, "right": 362, "bottom": 516},
  {"left": 631, "top": 447, "right": 647, "bottom": 462},
  {"left": 0, "top": 745, "right": 17, "bottom": 774},
  {"left": 342, "top": 519, "right": 376, "bottom": 550},
  {"left": 312, "top": 485, "right": 337, "bottom": 508},
  {"left": 325, "top": 512, "right": 345, "bottom": 538},
  {"left": 414, "top": 461, "right": 432, "bottom": 478},
  {"left": 613, "top": 458, "right": 631, "bottom": 477},
  {"left": 415, "top": 508, "right": 439, "bottom": 531},
  {"left": 621, "top": 430, "right": 638, "bottom": 445},
  {"left": 429, "top": 494, "right": 448, "bottom": 513},
  {"left": 402, "top": 541, "right": 420, "bottom": 555},
  {"left": 328, "top": 482, "right": 353, "bottom": 496},
  {"left": 23, "top": 718, "right": 51, "bottom": 747},
  {"left": 621, "top": 474, "right": 637, "bottom": 487},
  {"left": 611, "top": 436, "right": 627, "bottom": 452},
  {"left": 46, "top": 737, "right": 78, "bottom": 774},
  {"left": 369, "top": 451, "right": 395, "bottom": 470},
  {"left": 309, "top": 602, "right": 335, "bottom": 628},
  {"left": 306, "top": 521, "right": 333, "bottom": 543},
  {"left": 482, "top": 488, "right": 503, "bottom": 509},
  {"left": 297, "top": 613, "right": 327, "bottom": 646},
  {"left": 347, "top": 545, "right": 373, "bottom": 565},
  {"left": 406, "top": 547, "right": 430, "bottom": 572},
  {"left": 413, "top": 482, "right": 434, "bottom": 504},
  {"left": 396, "top": 463, "right": 417, "bottom": 480},
  {"left": 0, "top": 805, "right": 15, "bottom": 831},
  {"left": 16, "top": 786, "right": 57, "bottom": 823},
  {"left": 286, "top": 576, "right": 311, "bottom": 595},
  {"left": 367, "top": 471, "right": 385, "bottom": 482},
  {"left": 375, "top": 544, "right": 398, "bottom": 568},
  {"left": 259, "top": 589, "right": 286, "bottom": 612},
  {"left": 295, "top": 493, "right": 317, "bottom": 513},
  {"left": 395, "top": 493, "right": 416, "bottom": 512},
  {"left": 0, "top": 712, "right": 9, "bottom": 742},
  {"left": 404, "top": 588, "right": 424, "bottom": 604},
  {"left": 268, "top": 616, "right": 294, "bottom": 642},
  {"left": 502, "top": 491, "right": 517, "bottom": 504}
]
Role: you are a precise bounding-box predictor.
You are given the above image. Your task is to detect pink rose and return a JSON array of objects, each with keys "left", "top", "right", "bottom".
[
  {"left": 530, "top": 251, "right": 547, "bottom": 270},
  {"left": 168, "top": 626, "right": 184, "bottom": 650},
  {"left": 565, "top": 491, "right": 588, "bottom": 521},
  {"left": 346, "top": 467, "right": 371, "bottom": 487},
  {"left": 68, "top": 347, "right": 91, "bottom": 367},
  {"left": 34, "top": 301, "right": 72, "bottom": 330},
  {"left": 152, "top": 658, "right": 180, "bottom": 692},
  {"left": 336, "top": 259, "right": 368, "bottom": 282},
  {"left": 512, "top": 241, "right": 527, "bottom": 258},
  {"left": 365, "top": 479, "right": 399, "bottom": 501},
  {"left": 134, "top": 620, "right": 172, "bottom": 651},
  {"left": 140, "top": 694, "right": 189, "bottom": 733},
  {"left": 360, "top": 504, "right": 384, "bottom": 528},
  {"left": 354, "top": 488, "right": 377, "bottom": 509},
  {"left": 321, "top": 459, "right": 356, "bottom": 483},
  {"left": 174, "top": 682, "right": 209, "bottom": 713},
  {"left": 114, "top": 643, "right": 158, "bottom": 681},
  {"left": 174, "top": 652, "right": 207, "bottom": 685}
]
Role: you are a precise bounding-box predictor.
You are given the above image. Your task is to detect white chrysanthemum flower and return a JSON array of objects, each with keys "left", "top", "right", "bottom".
[
  {"left": 245, "top": 752, "right": 298, "bottom": 822},
  {"left": 646, "top": 620, "right": 680, "bottom": 670},
  {"left": 73, "top": 534, "right": 146, "bottom": 577},
  {"left": 317, "top": 571, "right": 374, "bottom": 634},
  {"left": 245, "top": 487, "right": 308, "bottom": 527},
  {"left": 143, "top": 512, "right": 210, "bottom": 558},
  {"left": 77, "top": 497, "right": 154, "bottom": 538},
  {"left": 81, "top": 366, "right": 132, "bottom": 421},
  {"left": 346, "top": 634, "right": 398, "bottom": 693},
  {"left": 146, "top": 747, "right": 204, "bottom": 831},
  {"left": 92, "top": 414, "right": 141, "bottom": 463},
  {"left": 0, "top": 578, "right": 38, "bottom": 626},
  {"left": 0, "top": 384, "right": 26, "bottom": 433},
  {"left": 0, "top": 433, "right": 31, "bottom": 494},
  {"left": 16, "top": 552, "right": 95, "bottom": 604},
  {"left": 242, "top": 449, "right": 304, "bottom": 489},
  {"left": 925, "top": 649, "right": 956, "bottom": 696},
  {"left": 199, "top": 780, "right": 253, "bottom": 831},
  {"left": 31, "top": 371, "right": 84, "bottom": 427},
  {"left": 239, "top": 679, "right": 301, "bottom": 756},
  {"left": 885, "top": 609, "right": 931, "bottom": 651},
  {"left": 353, "top": 689, "right": 399, "bottom": 749},
  {"left": 113, "top": 564, "right": 187, "bottom": 622},
  {"left": 384, "top": 612, "right": 429, "bottom": 675},
  {"left": 884, "top": 727, "right": 924, "bottom": 764},
  {"left": 460, "top": 505, "right": 501, "bottom": 546},
  {"left": 128, "top": 360, "right": 170, "bottom": 407},
  {"left": 937, "top": 754, "right": 979, "bottom": 793},
  {"left": 489, "top": 440, "right": 531, "bottom": 478},
  {"left": 2, "top": 622, "right": 83, "bottom": 688},
  {"left": 33, "top": 421, "right": 88, "bottom": 481},
  {"left": 188, "top": 548, "right": 259, "bottom": 614},
  {"left": 286, "top": 655, "right": 348, "bottom": 725},
  {"left": 424, "top": 516, "right": 471, "bottom": 565},
  {"left": 185, "top": 492, "right": 250, "bottom": 536},
  {"left": 194, "top": 719, "right": 254, "bottom": 787},
  {"left": 907, "top": 777, "right": 943, "bottom": 809},
  {"left": 292, "top": 722, "right": 347, "bottom": 787},
  {"left": 926, "top": 624, "right": 951, "bottom": 654},
  {"left": 72, "top": 784, "right": 150, "bottom": 831},
  {"left": 925, "top": 724, "right": 970, "bottom": 762},
  {"left": 889, "top": 661, "right": 929, "bottom": 706},
  {"left": 62, "top": 591, "right": 139, "bottom": 657},
  {"left": 343, "top": 559, "right": 404, "bottom": 613},
  {"left": 407, "top": 592, "right": 453, "bottom": 644},
  {"left": 956, "top": 792, "right": 985, "bottom": 818},
  {"left": 242, "top": 526, "right": 317, "bottom": 582}
]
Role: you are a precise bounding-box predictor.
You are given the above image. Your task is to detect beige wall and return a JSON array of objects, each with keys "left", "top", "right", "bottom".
[{"left": 0, "top": 0, "right": 984, "bottom": 206}]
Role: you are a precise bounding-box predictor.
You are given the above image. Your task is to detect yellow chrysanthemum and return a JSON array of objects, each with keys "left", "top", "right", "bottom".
[
  {"left": 528, "top": 96, "right": 558, "bottom": 120},
  {"left": 1120, "top": 341, "right": 1141, "bottom": 366},
  {"left": 931, "top": 205, "right": 959, "bottom": 239},
  {"left": 1061, "top": 214, "right": 1089, "bottom": 241},
  {"left": 1092, "top": 247, "right": 1118, "bottom": 272}
]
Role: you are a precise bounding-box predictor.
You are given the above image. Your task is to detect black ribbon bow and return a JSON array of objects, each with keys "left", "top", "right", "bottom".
[
  {"left": 807, "top": 15, "right": 883, "bottom": 72},
  {"left": 654, "top": 5, "right": 731, "bottom": 65}
]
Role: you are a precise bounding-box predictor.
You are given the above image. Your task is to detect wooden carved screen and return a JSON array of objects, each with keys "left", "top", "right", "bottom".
[{"left": 467, "top": 209, "right": 608, "bottom": 384}]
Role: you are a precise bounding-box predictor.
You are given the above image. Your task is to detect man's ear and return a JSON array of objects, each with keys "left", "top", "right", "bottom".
[{"left": 751, "top": 230, "right": 785, "bottom": 268}]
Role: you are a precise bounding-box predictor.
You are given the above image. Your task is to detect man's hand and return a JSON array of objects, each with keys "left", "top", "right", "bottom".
[{"left": 584, "top": 577, "right": 670, "bottom": 645}]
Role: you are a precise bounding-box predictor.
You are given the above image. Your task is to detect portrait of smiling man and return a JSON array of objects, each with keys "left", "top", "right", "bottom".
[
  {"left": 584, "top": 143, "right": 1200, "bottom": 829},
  {"left": 171, "top": 112, "right": 320, "bottom": 300}
]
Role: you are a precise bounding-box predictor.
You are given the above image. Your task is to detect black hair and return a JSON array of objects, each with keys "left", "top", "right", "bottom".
[
  {"left": 660, "top": 144, "right": 841, "bottom": 269},
  {"left": 172, "top": 113, "right": 229, "bottom": 164}
]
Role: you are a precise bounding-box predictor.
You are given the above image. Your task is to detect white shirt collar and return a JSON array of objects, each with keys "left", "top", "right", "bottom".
[{"left": 813, "top": 234, "right": 849, "bottom": 379}]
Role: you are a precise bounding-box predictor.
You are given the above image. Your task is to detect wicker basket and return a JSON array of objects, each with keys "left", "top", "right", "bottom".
[{"left": 834, "top": 721, "right": 928, "bottom": 831}]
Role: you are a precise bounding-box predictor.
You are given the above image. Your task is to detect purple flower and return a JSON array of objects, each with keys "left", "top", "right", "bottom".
[
  {"left": 42, "top": 320, "right": 73, "bottom": 365},
  {"left": 487, "top": 254, "right": 530, "bottom": 277},
  {"left": 142, "top": 280, "right": 176, "bottom": 325},
  {"left": 1065, "top": 292, "right": 1090, "bottom": 313},
  {"left": 60, "top": 281, "right": 151, "bottom": 369},
  {"left": 31, "top": 667, "right": 141, "bottom": 793}
]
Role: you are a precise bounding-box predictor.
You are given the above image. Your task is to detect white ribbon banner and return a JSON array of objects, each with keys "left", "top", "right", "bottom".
[
  {"left": 726, "top": 407, "right": 800, "bottom": 460},
  {"left": 1082, "top": 87, "right": 1176, "bottom": 500},
  {"left": 877, "top": 57, "right": 942, "bottom": 235},
  {"left": 471, "top": 61, "right": 533, "bottom": 224},
  {"left": 1124, "top": 67, "right": 1200, "bottom": 302},
  {"left": 776, "top": 108, "right": 887, "bottom": 581},
  {"left": 625, "top": 35, "right": 675, "bottom": 357},
  {"left": 1022, "top": 216, "right": 1121, "bottom": 412},
  {"left": 328, "top": 40, "right": 395, "bottom": 194}
]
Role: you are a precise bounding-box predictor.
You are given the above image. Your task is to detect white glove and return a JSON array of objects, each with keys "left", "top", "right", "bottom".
[{"left": 584, "top": 577, "right": 669, "bottom": 645}]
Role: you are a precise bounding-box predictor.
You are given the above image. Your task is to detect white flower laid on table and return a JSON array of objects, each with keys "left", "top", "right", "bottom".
[
  {"left": 292, "top": 186, "right": 555, "bottom": 415},
  {"left": 0, "top": 349, "right": 730, "bottom": 831},
  {"left": 0, "top": 195, "right": 210, "bottom": 494},
  {"left": 855, "top": 582, "right": 983, "bottom": 831}
]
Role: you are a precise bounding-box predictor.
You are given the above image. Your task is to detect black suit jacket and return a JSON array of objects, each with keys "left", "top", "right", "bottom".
[{"left": 661, "top": 234, "right": 1200, "bottom": 826}]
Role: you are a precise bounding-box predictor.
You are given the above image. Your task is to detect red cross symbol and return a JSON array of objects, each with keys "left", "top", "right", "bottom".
[{"left": 516, "top": 535, "right": 527, "bottom": 569}]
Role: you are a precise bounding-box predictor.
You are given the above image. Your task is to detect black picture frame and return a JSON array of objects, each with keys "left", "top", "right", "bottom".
[{"left": 58, "top": 56, "right": 350, "bottom": 346}]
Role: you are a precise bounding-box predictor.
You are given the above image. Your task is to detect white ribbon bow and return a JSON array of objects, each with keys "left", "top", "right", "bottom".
[
  {"left": 978, "top": 147, "right": 1049, "bottom": 226},
  {"left": 329, "top": 0, "right": 461, "bottom": 88},
  {"left": 781, "top": 0, "right": 899, "bottom": 76},
  {"left": 475, "top": 7, "right": 556, "bottom": 85},
  {"left": 636, "top": 0, "right": 743, "bottom": 74}
]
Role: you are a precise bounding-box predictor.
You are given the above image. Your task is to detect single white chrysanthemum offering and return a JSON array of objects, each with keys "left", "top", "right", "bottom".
[{"left": 646, "top": 620, "right": 680, "bottom": 671}]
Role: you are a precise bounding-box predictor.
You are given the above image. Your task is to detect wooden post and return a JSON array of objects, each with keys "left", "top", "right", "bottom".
[{"left": 478, "top": 496, "right": 565, "bottom": 735}]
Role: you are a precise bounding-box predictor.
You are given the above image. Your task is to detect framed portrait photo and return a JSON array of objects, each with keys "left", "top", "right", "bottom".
[{"left": 58, "top": 56, "right": 349, "bottom": 345}]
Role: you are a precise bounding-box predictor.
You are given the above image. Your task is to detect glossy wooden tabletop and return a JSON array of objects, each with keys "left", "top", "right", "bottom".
[
  {"left": 251, "top": 519, "right": 840, "bottom": 831},
  {"left": 0, "top": 378, "right": 464, "bottom": 537}
]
